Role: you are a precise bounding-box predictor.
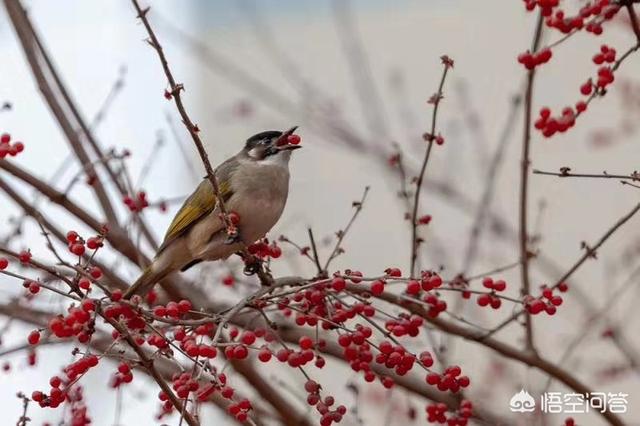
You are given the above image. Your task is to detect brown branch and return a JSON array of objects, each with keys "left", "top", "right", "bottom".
[
  {"left": 533, "top": 168, "right": 640, "bottom": 181},
  {"left": 105, "top": 316, "right": 199, "bottom": 426},
  {"left": 0, "top": 159, "right": 145, "bottom": 267},
  {"left": 0, "top": 176, "right": 129, "bottom": 291},
  {"left": 410, "top": 58, "right": 452, "bottom": 276},
  {"left": 323, "top": 186, "right": 369, "bottom": 271},
  {"left": 129, "top": 1, "right": 233, "bottom": 234},
  {"left": 625, "top": 1, "right": 640, "bottom": 42},
  {"left": 518, "top": 11, "right": 544, "bottom": 355},
  {"left": 3, "top": 0, "right": 118, "bottom": 225},
  {"left": 343, "top": 284, "right": 624, "bottom": 426},
  {"left": 485, "top": 199, "right": 640, "bottom": 339},
  {"left": 306, "top": 228, "right": 324, "bottom": 276}
]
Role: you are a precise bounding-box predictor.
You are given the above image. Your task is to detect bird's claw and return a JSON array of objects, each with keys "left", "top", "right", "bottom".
[
  {"left": 224, "top": 233, "right": 241, "bottom": 245},
  {"left": 243, "top": 260, "right": 261, "bottom": 276}
]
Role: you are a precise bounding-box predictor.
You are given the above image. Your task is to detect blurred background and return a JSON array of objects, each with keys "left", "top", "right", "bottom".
[{"left": 1, "top": 0, "right": 640, "bottom": 425}]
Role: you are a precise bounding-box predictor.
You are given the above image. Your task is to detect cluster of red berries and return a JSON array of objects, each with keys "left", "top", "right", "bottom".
[
  {"left": 66, "top": 231, "right": 103, "bottom": 257},
  {"left": 247, "top": 239, "right": 282, "bottom": 258},
  {"left": 48, "top": 302, "right": 96, "bottom": 343},
  {"left": 477, "top": 277, "right": 507, "bottom": 310},
  {"left": 67, "top": 386, "right": 91, "bottom": 426},
  {"left": 426, "top": 400, "right": 473, "bottom": 425},
  {"left": 517, "top": 48, "right": 553, "bottom": 70},
  {"left": 0, "top": 132, "right": 25, "bottom": 158},
  {"left": 63, "top": 355, "right": 100, "bottom": 382},
  {"left": 173, "top": 323, "right": 218, "bottom": 358},
  {"left": 374, "top": 341, "right": 420, "bottom": 379},
  {"left": 227, "top": 398, "right": 253, "bottom": 422},
  {"left": 593, "top": 44, "right": 616, "bottom": 64},
  {"left": 425, "top": 365, "right": 470, "bottom": 393},
  {"left": 304, "top": 380, "right": 346, "bottom": 426},
  {"left": 541, "top": 1, "right": 619, "bottom": 34},
  {"left": 595, "top": 66, "right": 615, "bottom": 89},
  {"left": 422, "top": 132, "right": 445, "bottom": 146},
  {"left": 384, "top": 314, "right": 424, "bottom": 337},
  {"left": 110, "top": 362, "right": 134, "bottom": 388},
  {"left": 23, "top": 279, "right": 41, "bottom": 295},
  {"left": 522, "top": 0, "right": 558, "bottom": 14},
  {"left": 534, "top": 106, "right": 578, "bottom": 138},
  {"left": 152, "top": 299, "right": 193, "bottom": 319},
  {"left": 123, "top": 191, "right": 149, "bottom": 212},
  {"left": 272, "top": 346, "right": 318, "bottom": 368},
  {"left": 277, "top": 277, "right": 374, "bottom": 328},
  {"left": 421, "top": 270, "right": 443, "bottom": 290},
  {"left": 523, "top": 0, "right": 619, "bottom": 25},
  {"left": 545, "top": 10, "right": 586, "bottom": 33},
  {"left": 524, "top": 282, "right": 568, "bottom": 315},
  {"left": 423, "top": 293, "right": 447, "bottom": 318}
]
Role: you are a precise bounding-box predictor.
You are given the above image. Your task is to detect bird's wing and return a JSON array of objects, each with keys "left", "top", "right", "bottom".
[{"left": 157, "top": 178, "right": 232, "bottom": 254}]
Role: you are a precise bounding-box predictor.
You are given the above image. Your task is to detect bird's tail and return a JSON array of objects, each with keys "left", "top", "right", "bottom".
[{"left": 123, "top": 264, "right": 170, "bottom": 299}]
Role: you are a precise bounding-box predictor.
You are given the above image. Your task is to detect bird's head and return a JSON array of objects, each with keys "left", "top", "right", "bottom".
[{"left": 242, "top": 126, "right": 301, "bottom": 165}]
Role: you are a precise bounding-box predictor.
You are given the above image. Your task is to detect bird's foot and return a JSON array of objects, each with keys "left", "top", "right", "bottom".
[
  {"left": 243, "top": 258, "right": 262, "bottom": 276},
  {"left": 224, "top": 232, "right": 241, "bottom": 245}
]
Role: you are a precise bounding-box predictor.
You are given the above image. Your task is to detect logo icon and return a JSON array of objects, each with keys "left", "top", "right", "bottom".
[{"left": 510, "top": 389, "right": 536, "bottom": 413}]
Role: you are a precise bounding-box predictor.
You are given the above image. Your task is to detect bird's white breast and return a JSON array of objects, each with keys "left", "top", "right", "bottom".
[{"left": 228, "top": 159, "right": 290, "bottom": 244}]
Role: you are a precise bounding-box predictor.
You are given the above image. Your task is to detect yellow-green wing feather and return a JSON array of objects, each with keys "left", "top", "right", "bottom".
[{"left": 157, "top": 179, "right": 231, "bottom": 254}]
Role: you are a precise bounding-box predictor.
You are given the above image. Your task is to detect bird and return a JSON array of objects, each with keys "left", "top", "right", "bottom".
[{"left": 123, "top": 127, "right": 301, "bottom": 298}]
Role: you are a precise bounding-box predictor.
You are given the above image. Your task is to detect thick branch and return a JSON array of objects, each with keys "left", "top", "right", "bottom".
[{"left": 3, "top": 0, "right": 118, "bottom": 225}]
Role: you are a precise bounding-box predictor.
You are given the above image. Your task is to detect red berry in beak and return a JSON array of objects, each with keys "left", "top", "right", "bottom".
[{"left": 287, "top": 134, "right": 301, "bottom": 145}]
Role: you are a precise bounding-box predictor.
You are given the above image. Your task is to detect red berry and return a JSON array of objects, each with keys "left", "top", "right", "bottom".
[
  {"left": 111, "top": 290, "right": 123, "bottom": 302},
  {"left": 370, "top": 280, "right": 385, "bottom": 296},
  {"left": 406, "top": 280, "right": 421, "bottom": 295},
  {"left": 89, "top": 267, "right": 102, "bottom": 279},
  {"left": 70, "top": 243, "right": 85, "bottom": 256},
  {"left": 258, "top": 348, "right": 272, "bottom": 362},
  {"left": 79, "top": 278, "right": 91, "bottom": 290},
  {"left": 19, "top": 250, "right": 32, "bottom": 264},
  {"left": 287, "top": 134, "right": 301, "bottom": 145},
  {"left": 66, "top": 231, "right": 78, "bottom": 243},
  {"left": 28, "top": 330, "right": 41, "bottom": 345},
  {"left": 0, "top": 258, "right": 7, "bottom": 270},
  {"left": 28, "top": 281, "right": 40, "bottom": 294},
  {"left": 299, "top": 336, "right": 314, "bottom": 350},
  {"left": 477, "top": 294, "right": 490, "bottom": 307},
  {"left": 331, "top": 277, "right": 346, "bottom": 292},
  {"left": 493, "top": 280, "right": 506, "bottom": 292}
]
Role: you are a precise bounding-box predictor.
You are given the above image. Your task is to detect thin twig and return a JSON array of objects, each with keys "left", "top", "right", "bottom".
[
  {"left": 306, "top": 228, "right": 323, "bottom": 276},
  {"left": 410, "top": 58, "right": 452, "bottom": 276},
  {"left": 323, "top": 186, "right": 370, "bottom": 271},
  {"left": 533, "top": 168, "right": 640, "bottom": 181},
  {"left": 129, "top": 1, "right": 233, "bottom": 234},
  {"left": 518, "top": 11, "right": 544, "bottom": 355},
  {"left": 484, "top": 199, "right": 640, "bottom": 339}
]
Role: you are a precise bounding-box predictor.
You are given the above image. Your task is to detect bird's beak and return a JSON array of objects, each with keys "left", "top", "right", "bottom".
[
  {"left": 278, "top": 145, "right": 302, "bottom": 151},
  {"left": 275, "top": 126, "right": 302, "bottom": 150}
]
